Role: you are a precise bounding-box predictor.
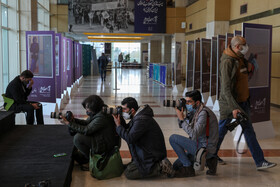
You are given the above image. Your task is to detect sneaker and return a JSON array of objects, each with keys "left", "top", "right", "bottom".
[
  {"left": 206, "top": 157, "right": 218, "bottom": 175},
  {"left": 257, "top": 161, "right": 277, "bottom": 170},
  {"left": 217, "top": 156, "right": 226, "bottom": 165},
  {"left": 160, "top": 158, "right": 175, "bottom": 178},
  {"left": 174, "top": 166, "right": 195, "bottom": 178}
]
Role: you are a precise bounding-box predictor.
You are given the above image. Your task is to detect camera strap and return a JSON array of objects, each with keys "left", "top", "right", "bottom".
[{"left": 236, "top": 128, "right": 248, "bottom": 154}]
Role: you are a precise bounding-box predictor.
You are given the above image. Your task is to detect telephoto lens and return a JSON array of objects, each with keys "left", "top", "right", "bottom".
[
  {"left": 50, "top": 112, "right": 63, "bottom": 119},
  {"left": 102, "top": 106, "right": 122, "bottom": 115},
  {"left": 163, "top": 98, "right": 187, "bottom": 110}
]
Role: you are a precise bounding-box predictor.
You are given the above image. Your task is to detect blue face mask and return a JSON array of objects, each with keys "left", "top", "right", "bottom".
[{"left": 186, "top": 104, "right": 195, "bottom": 113}]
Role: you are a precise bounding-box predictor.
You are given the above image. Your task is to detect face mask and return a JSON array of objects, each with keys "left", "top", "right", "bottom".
[
  {"left": 186, "top": 104, "right": 195, "bottom": 113},
  {"left": 86, "top": 111, "right": 94, "bottom": 117},
  {"left": 240, "top": 44, "right": 249, "bottom": 55},
  {"left": 122, "top": 109, "right": 132, "bottom": 120}
]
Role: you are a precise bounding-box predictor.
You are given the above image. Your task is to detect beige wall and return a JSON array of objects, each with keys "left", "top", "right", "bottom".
[
  {"left": 184, "top": 0, "right": 280, "bottom": 105},
  {"left": 50, "top": 1, "right": 68, "bottom": 33},
  {"left": 166, "top": 8, "right": 186, "bottom": 34}
]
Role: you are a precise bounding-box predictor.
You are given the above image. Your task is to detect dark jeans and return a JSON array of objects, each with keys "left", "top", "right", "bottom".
[
  {"left": 215, "top": 101, "right": 265, "bottom": 166},
  {"left": 124, "top": 161, "right": 161, "bottom": 180},
  {"left": 100, "top": 67, "right": 106, "bottom": 80},
  {"left": 73, "top": 133, "right": 91, "bottom": 159},
  {"left": 13, "top": 101, "right": 44, "bottom": 125}
]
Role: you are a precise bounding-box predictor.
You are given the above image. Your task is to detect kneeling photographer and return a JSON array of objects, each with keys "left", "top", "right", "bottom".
[
  {"left": 60, "top": 95, "right": 120, "bottom": 166},
  {"left": 169, "top": 90, "right": 219, "bottom": 177}
]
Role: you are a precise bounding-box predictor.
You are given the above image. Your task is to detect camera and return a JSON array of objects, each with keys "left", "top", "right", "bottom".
[
  {"left": 163, "top": 98, "right": 187, "bottom": 110},
  {"left": 50, "top": 111, "right": 73, "bottom": 121},
  {"left": 102, "top": 106, "right": 122, "bottom": 115},
  {"left": 226, "top": 112, "right": 248, "bottom": 132}
]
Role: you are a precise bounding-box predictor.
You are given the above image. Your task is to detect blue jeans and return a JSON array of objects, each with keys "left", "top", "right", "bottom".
[
  {"left": 215, "top": 101, "right": 264, "bottom": 165},
  {"left": 169, "top": 134, "right": 197, "bottom": 167},
  {"left": 100, "top": 68, "right": 106, "bottom": 80}
]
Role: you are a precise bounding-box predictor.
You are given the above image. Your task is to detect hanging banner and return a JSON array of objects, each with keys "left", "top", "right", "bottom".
[
  {"left": 62, "top": 37, "right": 68, "bottom": 93},
  {"left": 175, "top": 42, "right": 182, "bottom": 85},
  {"left": 26, "top": 31, "right": 56, "bottom": 103},
  {"left": 134, "top": 0, "right": 166, "bottom": 33},
  {"left": 67, "top": 39, "right": 73, "bottom": 87},
  {"left": 200, "top": 38, "right": 211, "bottom": 93},
  {"left": 216, "top": 35, "right": 225, "bottom": 100},
  {"left": 55, "top": 33, "right": 62, "bottom": 98},
  {"left": 210, "top": 37, "right": 217, "bottom": 96},
  {"left": 193, "top": 40, "right": 200, "bottom": 90},
  {"left": 186, "top": 40, "right": 194, "bottom": 89},
  {"left": 243, "top": 23, "right": 272, "bottom": 123}
]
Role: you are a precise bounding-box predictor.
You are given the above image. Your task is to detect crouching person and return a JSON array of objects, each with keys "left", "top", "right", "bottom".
[
  {"left": 170, "top": 90, "right": 219, "bottom": 177},
  {"left": 112, "top": 97, "right": 174, "bottom": 179},
  {"left": 61, "top": 95, "right": 120, "bottom": 166}
]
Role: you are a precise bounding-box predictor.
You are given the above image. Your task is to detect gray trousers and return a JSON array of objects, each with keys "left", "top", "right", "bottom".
[
  {"left": 73, "top": 133, "right": 91, "bottom": 159},
  {"left": 124, "top": 162, "right": 161, "bottom": 180}
]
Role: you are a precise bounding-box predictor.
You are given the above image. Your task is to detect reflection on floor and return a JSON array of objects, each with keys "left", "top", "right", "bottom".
[{"left": 44, "top": 69, "right": 280, "bottom": 187}]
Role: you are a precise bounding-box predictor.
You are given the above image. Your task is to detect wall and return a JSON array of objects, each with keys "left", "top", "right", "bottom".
[{"left": 50, "top": 0, "right": 68, "bottom": 33}]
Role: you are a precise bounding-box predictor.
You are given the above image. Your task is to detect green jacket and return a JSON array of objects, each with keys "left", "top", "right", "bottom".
[
  {"left": 219, "top": 49, "right": 247, "bottom": 120},
  {"left": 68, "top": 111, "right": 120, "bottom": 154}
]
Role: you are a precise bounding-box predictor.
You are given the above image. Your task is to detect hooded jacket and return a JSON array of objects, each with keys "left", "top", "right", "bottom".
[
  {"left": 219, "top": 46, "right": 249, "bottom": 120},
  {"left": 116, "top": 105, "right": 167, "bottom": 176}
]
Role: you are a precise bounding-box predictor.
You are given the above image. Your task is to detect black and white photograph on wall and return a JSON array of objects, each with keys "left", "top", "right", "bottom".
[{"left": 68, "top": 0, "right": 135, "bottom": 33}]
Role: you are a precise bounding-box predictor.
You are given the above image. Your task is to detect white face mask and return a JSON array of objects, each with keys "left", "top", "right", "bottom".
[
  {"left": 240, "top": 44, "right": 249, "bottom": 55},
  {"left": 122, "top": 109, "right": 132, "bottom": 120}
]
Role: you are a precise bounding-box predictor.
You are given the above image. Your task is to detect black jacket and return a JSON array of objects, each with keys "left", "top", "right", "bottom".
[
  {"left": 5, "top": 76, "right": 32, "bottom": 111},
  {"left": 69, "top": 111, "right": 120, "bottom": 154},
  {"left": 116, "top": 105, "right": 167, "bottom": 176}
]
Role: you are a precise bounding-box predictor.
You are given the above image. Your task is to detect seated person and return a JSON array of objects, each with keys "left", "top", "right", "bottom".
[
  {"left": 61, "top": 95, "right": 120, "bottom": 165},
  {"left": 5, "top": 70, "right": 44, "bottom": 125},
  {"left": 112, "top": 97, "right": 174, "bottom": 179},
  {"left": 170, "top": 90, "right": 219, "bottom": 177}
]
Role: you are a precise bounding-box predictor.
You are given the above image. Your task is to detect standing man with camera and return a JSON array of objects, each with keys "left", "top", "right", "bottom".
[
  {"left": 61, "top": 95, "right": 120, "bottom": 166},
  {"left": 170, "top": 90, "right": 219, "bottom": 177},
  {"left": 5, "top": 70, "right": 44, "bottom": 125},
  {"left": 112, "top": 97, "right": 174, "bottom": 179},
  {"left": 215, "top": 36, "right": 276, "bottom": 170}
]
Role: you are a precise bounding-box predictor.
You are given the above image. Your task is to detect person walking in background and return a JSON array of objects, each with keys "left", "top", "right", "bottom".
[{"left": 98, "top": 53, "right": 108, "bottom": 81}]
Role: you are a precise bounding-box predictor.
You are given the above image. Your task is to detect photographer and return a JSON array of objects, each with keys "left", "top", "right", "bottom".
[
  {"left": 61, "top": 95, "right": 120, "bottom": 165},
  {"left": 169, "top": 90, "right": 218, "bottom": 177},
  {"left": 112, "top": 97, "right": 174, "bottom": 179},
  {"left": 5, "top": 70, "right": 44, "bottom": 125},
  {"left": 215, "top": 36, "right": 276, "bottom": 170}
]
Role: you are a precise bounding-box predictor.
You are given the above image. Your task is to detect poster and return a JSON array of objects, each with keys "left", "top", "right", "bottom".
[
  {"left": 193, "top": 40, "right": 200, "bottom": 90},
  {"left": 68, "top": 0, "right": 135, "bottom": 33},
  {"left": 216, "top": 35, "right": 225, "bottom": 100},
  {"left": 134, "top": 0, "right": 166, "bottom": 33},
  {"left": 225, "top": 33, "right": 234, "bottom": 49},
  {"left": 26, "top": 31, "right": 56, "bottom": 103},
  {"left": 67, "top": 39, "right": 73, "bottom": 87},
  {"left": 62, "top": 37, "right": 68, "bottom": 93},
  {"left": 243, "top": 23, "right": 272, "bottom": 123},
  {"left": 210, "top": 37, "right": 217, "bottom": 96},
  {"left": 186, "top": 40, "right": 194, "bottom": 89},
  {"left": 200, "top": 38, "right": 211, "bottom": 93},
  {"left": 175, "top": 42, "right": 182, "bottom": 85},
  {"left": 234, "top": 30, "right": 242, "bottom": 36}
]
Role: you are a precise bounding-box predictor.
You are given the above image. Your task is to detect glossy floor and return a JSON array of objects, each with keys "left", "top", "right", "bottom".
[{"left": 45, "top": 69, "right": 280, "bottom": 187}]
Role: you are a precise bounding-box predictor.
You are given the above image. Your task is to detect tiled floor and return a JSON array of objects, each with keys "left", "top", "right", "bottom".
[{"left": 44, "top": 69, "right": 280, "bottom": 187}]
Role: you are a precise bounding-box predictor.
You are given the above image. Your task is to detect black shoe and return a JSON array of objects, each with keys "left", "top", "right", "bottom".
[
  {"left": 160, "top": 158, "right": 175, "bottom": 178},
  {"left": 206, "top": 157, "right": 218, "bottom": 175},
  {"left": 72, "top": 149, "right": 89, "bottom": 165},
  {"left": 174, "top": 166, "right": 195, "bottom": 178}
]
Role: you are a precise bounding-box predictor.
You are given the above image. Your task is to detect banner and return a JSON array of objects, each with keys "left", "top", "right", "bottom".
[
  {"left": 62, "top": 37, "right": 68, "bottom": 93},
  {"left": 225, "top": 33, "right": 233, "bottom": 49},
  {"left": 26, "top": 31, "right": 56, "bottom": 103},
  {"left": 134, "top": 0, "right": 166, "bottom": 33},
  {"left": 193, "top": 40, "right": 200, "bottom": 90},
  {"left": 186, "top": 40, "right": 194, "bottom": 89},
  {"left": 175, "top": 42, "right": 182, "bottom": 85},
  {"left": 68, "top": 0, "right": 134, "bottom": 33},
  {"left": 234, "top": 30, "right": 242, "bottom": 36},
  {"left": 67, "top": 39, "right": 73, "bottom": 87},
  {"left": 55, "top": 33, "right": 62, "bottom": 98},
  {"left": 216, "top": 35, "right": 225, "bottom": 100},
  {"left": 243, "top": 23, "right": 272, "bottom": 123},
  {"left": 200, "top": 39, "right": 211, "bottom": 93},
  {"left": 210, "top": 37, "right": 217, "bottom": 96}
]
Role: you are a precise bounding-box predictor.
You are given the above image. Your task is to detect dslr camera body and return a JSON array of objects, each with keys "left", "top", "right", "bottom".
[
  {"left": 102, "top": 106, "right": 122, "bottom": 115},
  {"left": 226, "top": 112, "right": 248, "bottom": 132},
  {"left": 163, "top": 98, "right": 187, "bottom": 110}
]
